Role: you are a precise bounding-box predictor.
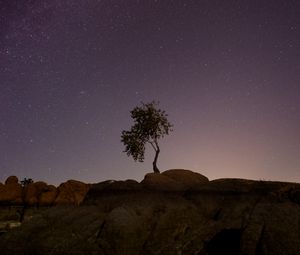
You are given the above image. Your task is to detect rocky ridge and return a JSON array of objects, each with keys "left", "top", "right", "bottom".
[{"left": 0, "top": 169, "right": 300, "bottom": 255}]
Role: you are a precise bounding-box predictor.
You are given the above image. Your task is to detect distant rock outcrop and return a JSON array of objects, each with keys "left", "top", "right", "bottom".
[
  {"left": 54, "top": 180, "right": 89, "bottom": 205},
  {"left": 0, "top": 176, "right": 22, "bottom": 205},
  {"left": 0, "top": 177, "right": 90, "bottom": 206},
  {"left": 5, "top": 176, "right": 19, "bottom": 185},
  {"left": 39, "top": 185, "right": 57, "bottom": 206},
  {"left": 24, "top": 181, "right": 48, "bottom": 206}
]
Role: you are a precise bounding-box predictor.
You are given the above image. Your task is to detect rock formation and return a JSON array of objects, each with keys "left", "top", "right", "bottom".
[
  {"left": 0, "top": 170, "right": 300, "bottom": 255},
  {"left": 24, "top": 181, "right": 48, "bottom": 206},
  {"left": 142, "top": 169, "right": 209, "bottom": 191},
  {"left": 39, "top": 185, "right": 57, "bottom": 206},
  {"left": 0, "top": 176, "right": 89, "bottom": 207},
  {"left": 54, "top": 180, "right": 90, "bottom": 205},
  {"left": 0, "top": 176, "right": 22, "bottom": 205}
]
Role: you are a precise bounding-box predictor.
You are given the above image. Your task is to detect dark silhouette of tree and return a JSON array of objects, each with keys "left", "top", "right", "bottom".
[
  {"left": 20, "top": 178, "right": 33, "bottom": 187},
  {"left": 20, "top": 178, "right": 33, "bottom": 222},
  {"left": 121, "top": 101, "right": 173, "bottom": 173}
]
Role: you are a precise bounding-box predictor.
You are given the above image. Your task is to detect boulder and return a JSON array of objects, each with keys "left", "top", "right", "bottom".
[
  {"left": 161, "top": 169, "right": 209, "bottom": 188},
  {"left": 24, "top": 182, "right": 48, "bottom": 206},
  {"left": 141, "top": 172, "right": 185, "bottom": 191},
  {"left": 39, "top": 185, "right": 58, "bottom": 206},
  {"left": 5, "top": 176, "right": 18, "bottom": 185},
  {"left": 55, "top": 180, "right": 89, "bottom": 205},
  {"left": 141, "top": 170, "right": 209, "bottom": 191},
  {"left": 97, "top": 206, "right": 148, "bottom": 254},
  {"left": 0, "top": 176, "right": 23, "bottom": 205}
]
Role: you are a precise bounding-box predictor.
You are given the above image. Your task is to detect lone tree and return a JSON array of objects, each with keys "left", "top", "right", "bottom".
[{"left": 121, "top": 101, "right": 173, "bottom": 173}]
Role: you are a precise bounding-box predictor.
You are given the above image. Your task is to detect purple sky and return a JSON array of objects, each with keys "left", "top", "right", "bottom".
[{"left": 1, "top": 0, "right": 299, "bottom": 185}]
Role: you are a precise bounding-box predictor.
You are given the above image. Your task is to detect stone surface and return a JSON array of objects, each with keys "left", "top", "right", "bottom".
[
  {"left": 5, "top": 176, "right": 19, "bottom": 185},
  {"left": 107, "top": 179, "right": 141, "bottom": 190},
  {"left": 141, "top": 172, "right": 186, "bottom": 191},
  {"left": 54, "top": 180, "right": 89, "bottom": 205},
  {"left": 0, "top": 176, "right": 23, "bottom": 205},
  {"left": 162, "top": 169, "right": 209, "bottom": 187},
  {"left": 141, "top": 169, "right": 209, "bottom": 191},
  {"left": 0, "top": 177, "right": 89, "bottom": 207},
  {"left": 39, "top": 185, "right": 58, "bottom": 206},
  {"left": 0, "top": 171, "right": 300, "bottom": 255},
  {"left": 24, "top": 182, "right": 48, "bottom": 206}
]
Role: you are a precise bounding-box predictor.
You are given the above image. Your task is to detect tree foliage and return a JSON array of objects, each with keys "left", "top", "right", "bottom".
[
  {"left": 20, "top": 178, "right": 33, "bottom": 187},
  {"left": 121, "top": 101, "right": 173, "bottom": 173}
]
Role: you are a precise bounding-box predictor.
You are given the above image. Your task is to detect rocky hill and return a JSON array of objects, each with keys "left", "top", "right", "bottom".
[{"left": 0, "top": 169, "right": 299, "bottom": 255}]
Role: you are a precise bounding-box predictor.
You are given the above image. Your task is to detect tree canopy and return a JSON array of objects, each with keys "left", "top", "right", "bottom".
[
  {"left": 121, "top": 101, "right": 173, "bottom": 173},
  {"left": 20, "top": 178, "right": 33, "bottom": 187}
]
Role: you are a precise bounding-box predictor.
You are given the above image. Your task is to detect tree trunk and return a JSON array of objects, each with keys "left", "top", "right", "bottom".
[{"left": 153, "top": 147, "right": 160, "bottom": 173}]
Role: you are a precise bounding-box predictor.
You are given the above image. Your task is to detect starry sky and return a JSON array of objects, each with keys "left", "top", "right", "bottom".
[{"left": 1, "top": 0, "right": 299, "bottom": 185}]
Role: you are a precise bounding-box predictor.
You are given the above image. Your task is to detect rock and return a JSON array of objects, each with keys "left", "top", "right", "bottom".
[
  {"left": 1, "top": 174, "right": 300, "bottom": 255},
  {"left": 55, "top": 180, "right": 89, "bottom": 205},
  {"left": 84, "top": 180, "right": 142, "bottom": 198},
  {"left": 201, "top": 179, "right": 293, "bottom": 195},
  {"left": 0, "top": 177, "right": 89, "bottom": 206},
  {"left": 34, "top": 182, "right": 48, "bottom": 193},
  {"left": 39, "top": 185, "right": 57, "bottom": 206},
  {"left": 289, "top": 187, "right": 300, "bottom": 205},
  {"left": 97, "top": 206, "right": 148, "bottom": 255},
  {"left": 5, "top": 176, "right": 18, "bottom": 185},
  {"left": 141, "top": 172, "right": 186, "bottom": 191},
  {"left": 84, "top": 180, "right": 143, "bottom": 206},
  {"left": 0, "top": 176, "right": 22, "bottom": 205},
  {"left": 23, "top": 184, "right": 37, "bottom": 206},
  {"left": 141, "top": 169, "right": 209, "bottom": 191},
  {"left": 24, "top": 182, "right": 48, "bottom": 206},
  {"left": 105, "top": 180, "right": 142, "bottom": 191},
  {"left": 161, "top": 169, "right": 209, "bottom": 188}
]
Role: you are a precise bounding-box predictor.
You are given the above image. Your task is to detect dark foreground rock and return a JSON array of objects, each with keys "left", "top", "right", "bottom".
[{"left": 0, "top": 170, "right": 300, "bottom": 255}]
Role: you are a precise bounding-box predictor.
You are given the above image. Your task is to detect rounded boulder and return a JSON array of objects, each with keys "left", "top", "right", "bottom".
[
  {"left": 24, "top": 181, "right": 48, "bottom": 206},
  {"left": 162, "top": 169, "right": 209, "bottom": 188},
  {"left": 141, "top": 173, "right": 186, "bottom": 191},
  {"left": 0, "top": 176, "right": 22, "bottom": 204},
  {"left": 55, "top": 180, "right": 89, "bottom": 205},
  {"left": 39, "top": 185, "right": 58, "bottom": 206},
  {"left": 5, "top": 176, "right": 19, "bottom": 185}
]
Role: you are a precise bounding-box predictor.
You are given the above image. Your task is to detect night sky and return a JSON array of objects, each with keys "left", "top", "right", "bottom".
[{"left": 1, "top": 0, "right": 299, "bottom": 185}]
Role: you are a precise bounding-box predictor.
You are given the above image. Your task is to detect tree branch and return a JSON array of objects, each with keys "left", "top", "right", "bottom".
[{"left": 149, "top": 141, "right": 157, "bottom": 152}]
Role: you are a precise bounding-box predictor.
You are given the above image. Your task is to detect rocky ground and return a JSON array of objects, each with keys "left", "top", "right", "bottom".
[{"left": 0, "top": 169, "right": 299, "bottom": 255}]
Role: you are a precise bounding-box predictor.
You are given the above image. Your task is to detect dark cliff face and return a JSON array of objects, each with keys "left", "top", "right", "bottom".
[{"left": 0, "top": 170, "right": 299, "bottom": 255}]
